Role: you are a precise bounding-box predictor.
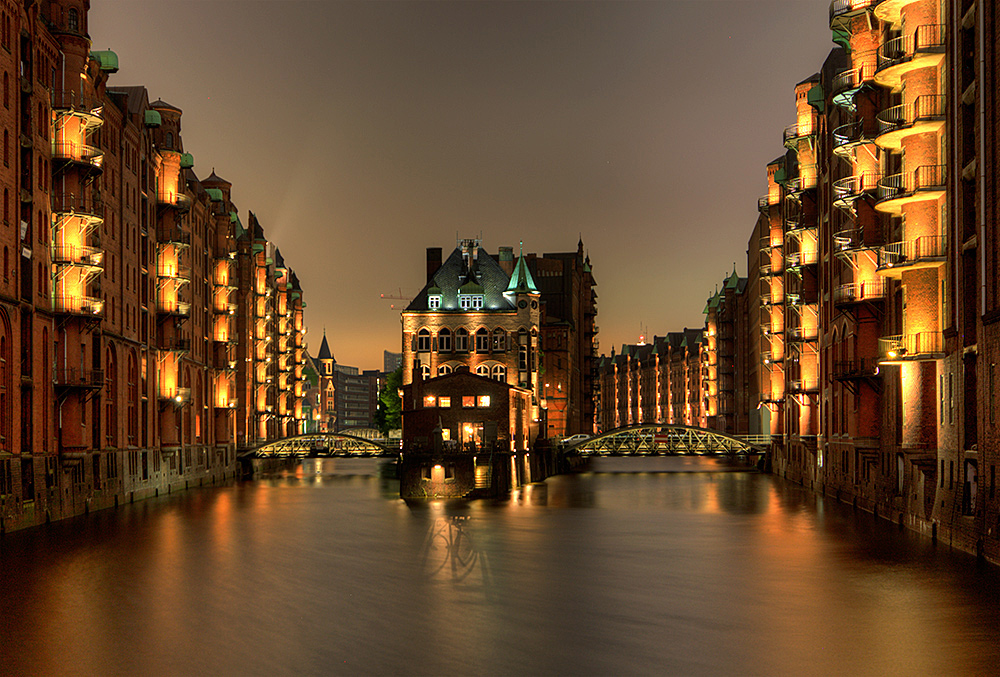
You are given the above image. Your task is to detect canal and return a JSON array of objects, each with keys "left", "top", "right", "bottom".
[{"left": 2, "top": 456, "right": 1000, "bottom": 676}]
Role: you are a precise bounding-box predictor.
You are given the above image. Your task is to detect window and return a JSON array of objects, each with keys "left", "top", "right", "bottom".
[
  {"left": 428, "top": 295, "right": 441, "bottom": 310},
  {"left": 455, "top": 328, "right": 468, "bottom": 352},
  {"left": 437, "top": 328, "right": 451, "bottom": 352},
  {"left": 165, "top": 132, "right": 173, "bottom": 149},
  {"left": 67, "top": 7, "right": 79, "bottom": 32},
  {"left": 423, "top": 395, "right": 436, "bottom": 407},
  {"left": 475, "top": 328, "right": 489, "bottom": 353},
  {"left": 478, "top": 395, "right": 490, "bottom": 407},
  {"left": 439, "top": 396, "right": 451, "bottom": 408},
  {"left": 476, "top": 365, "right": 489, "bottom": 377},
  {"left": 437, "top": 364, "right": 452, "bottom": 376},
  {"left": 491, "top": 365, "right": 506, "bottom": 381},
  {"left": 519, "top": 345, "right": 529, "bottom": 371},
  {"left": 462, "top": 396, "right": 475, "bottom": 407},
  {"left": 420, "top": 364, "right": 430, "bottom": 379},
  {"left": 492, "top": 328, "right": 506, "bottom": 352},
  {"left": 417, "top": 328, "right": 431, "bottom": 352}
]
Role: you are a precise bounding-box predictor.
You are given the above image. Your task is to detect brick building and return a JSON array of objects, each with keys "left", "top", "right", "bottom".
[{"left": 0, "top": 0, "right": 308, "bottom": 531}]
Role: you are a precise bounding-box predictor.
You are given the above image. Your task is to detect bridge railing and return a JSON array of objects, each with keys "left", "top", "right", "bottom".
[{"left": 569, "top": 424, "right": 767, "bottom": 456}]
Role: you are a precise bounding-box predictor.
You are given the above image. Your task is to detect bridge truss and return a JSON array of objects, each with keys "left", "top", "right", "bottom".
[
  {"left": 568, "top": 424, "right": 768, "bottom": 457},
  {"left": 241, "top": 433, "right": 395, "bottom": 459}
]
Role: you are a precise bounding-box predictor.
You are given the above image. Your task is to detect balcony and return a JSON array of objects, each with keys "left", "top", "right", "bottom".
[
  {"left": 785, "top": 210, "right": 816, "bottom": 237},
  {"left": 159, "top": 388, "right": 192, "bottom": 405},
  {"left": 785, "top": 250, "right": 819, "bottom": 273},
  {"left": 214, "top": 302, "right": 238, "bottom": 315},
  {"left": 52, "top": 141, "right": 104, "bottom": 173},
  {"left": 53, "top": 294, "right": 104, "bottom": 317},
  {"left": 51, "top": 244, "right": 104, "bottom": 269},
  {"left": 156, "top": 227, "right": 192, "bottom": 247},
  {"left": 157, "top": 300, "right": 191, "bottom": 317},
  {"left": 757, "top": 195, "right": 774, "bottom": 213},
  {"left": 833, "top": 279, "right": 888, "bottom": 306},
  {"left": 833, "top": 172, "right": 880, "bottom": 212},
  {"left": 160, "top": 336, "right": 192, "bottom": 352},
  {"left": 875, "top": 165, "right": 946, "bottom": 215},
  {"left": 158, "top": 191, "right": 193, "bottom": 213},
  {"left": 875, "top": 95, "right": 946, "bottom": 149},
  {"left": 783, "top": 169, "right": 817, "bottom": 200},
  {"left": 52, "top": 193, "right": 104, "bottom": 227},
  {"left": 786, "top": 326, "right": 819, "bottom": 343},
  {"left": 833, "top": 358, "right": 880, "bottom": 381},
  {"left": 53, "top": 367, "right": 105, "bottom": 390},
  {"left": 832, "top": 119, "right": 875, "bottom": 157},
  {"left": 829, "top": 0, "right": 879, "bottom": 25},
  {"left": 877, "top": 235, "right": 947, "bottom": 277},
  {"left": 831, "top": 63, "right": 877, "bottom": 110},
  {"left": 51, "top": 90, "right": 103, "bottom": 129},
  {"left": 874, "top": 25, "right": 946, "bottom": 90},
  {"left": 878, "top": 332, "right": 945, "bottom": 362},
  {"left": 156, "top": 264, "right": 193, "bottom": 282},
  {"left": 783, "top": 122, "right": 816, "bottom": 149},
  {"left": 787, "top": 378, "right": 820, "bottom": 394}
]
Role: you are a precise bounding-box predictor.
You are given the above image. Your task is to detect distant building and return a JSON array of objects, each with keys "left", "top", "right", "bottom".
[{"left": 383, "top": 351, "right": 402, "bottom": 373}]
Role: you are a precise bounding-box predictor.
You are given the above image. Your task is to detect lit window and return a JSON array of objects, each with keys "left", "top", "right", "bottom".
[
  {"left": 476, "top": 365, "right": 489, "bottom": 377},
  {"left": 492, "top": 328, "right": 506, "bottom": 352},
  {"left": 438, "top": 328, "right": 452, "bottom": 352},
  {"left": 475, "top": 328, "right": 489, "bottom": 353},
  {"left": 420, "top": 365, "right": 430, "bottom": 379},
  {"left": 455, "top": 328, "right": 469, "bottom": 352},
  {"left": 478, "top": 395, "right": 490, "bottom": 407},
  {"left": 472, "top": 295, "right": 484, "bottom": 310},
  {"left": 462, "top": 396, "right": 475, "bottom": 408},
  {"left": 424, "top": 395, "right": 436, "bottom": 407},
  {"left": 437, "top": 364, "right": 452, "bottom": 376},
  {"left": 439, "top": 396, "right": 451, "bottom": 408},
  {"left": 491, "top": 365, "right": 506, "bottom": 381},
  {"left": 417, "top": 328, "right": 431, "bottom": 352},
  {"left": 428, "top": 295, "right": 441, "bottom": 310}
]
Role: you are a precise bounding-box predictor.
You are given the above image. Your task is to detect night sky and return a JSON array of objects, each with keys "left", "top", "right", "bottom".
[{"left": 90, "top": 1, "right": 835, "bottom": 370}]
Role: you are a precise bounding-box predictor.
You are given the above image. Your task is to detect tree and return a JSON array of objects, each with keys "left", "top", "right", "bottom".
[{"left": 374, "top": 366, "right": 403, "bottom": 436}]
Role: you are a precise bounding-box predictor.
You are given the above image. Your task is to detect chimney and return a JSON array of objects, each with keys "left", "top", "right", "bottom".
[
  {"left": 426, "top": 247, "right": 442, "bottom": 283},
  {"left": 498, "top": 246, "right": 514, "bottom": 276}
]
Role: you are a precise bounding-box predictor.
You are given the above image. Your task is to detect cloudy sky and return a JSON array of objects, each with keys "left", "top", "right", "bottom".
[{"left": 90, "top": 1, "right": 835, "bottom": 370}]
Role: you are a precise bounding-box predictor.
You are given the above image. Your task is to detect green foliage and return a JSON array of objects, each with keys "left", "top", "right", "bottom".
[{"left": 375, "top": 366, "right": 403, "bottom": 436}]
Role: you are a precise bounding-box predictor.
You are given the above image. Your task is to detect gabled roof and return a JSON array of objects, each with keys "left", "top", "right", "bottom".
[
  {"left": 506, "top": 250, "right": 538, "bottom": 294},
  {"left": 406, "top": 246, "right": 515, "bottom": 312}
]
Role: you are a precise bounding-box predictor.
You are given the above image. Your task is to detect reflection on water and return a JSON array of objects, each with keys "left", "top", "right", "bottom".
[{"left": 2, "top": 456, "right": 1000, "bottom": 676}]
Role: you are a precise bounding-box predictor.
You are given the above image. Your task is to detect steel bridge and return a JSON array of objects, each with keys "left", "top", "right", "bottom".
[
  {"left": 564, "top": 424, "right": 770, "bottom": 457},
  {"left": 239, "top": 432, "right": 396, "bottom": 459}
]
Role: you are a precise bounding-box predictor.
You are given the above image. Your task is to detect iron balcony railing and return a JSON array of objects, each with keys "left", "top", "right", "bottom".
[
  {"left": 833, "top": 279, "right": 887, "bottom": 304},
  {"left": 156, "top": 264, "right": 193, "bottom": 281},
  {"left": 876, "top": 24, "right": 946, "bottom": 74},
  {"left": 160, "top": 337, "right": 192, "bottom": 352},
  {"left": 786, "top": 326, "right": 819, "bottom": 342},
  {"left": 52, "top": 193, "right": 103, "bottom": 218},
  {"left": 159, "top": 387, "right": 192, "bottom": 404},
  {"left": 157, "top": 300, "right": 191, "bottom": 316},
  {"left": 158, "top": 192, "right": 193, "bottom": 212},
  {"left": 51, "top": 89, "right": 103, "bottom": 113},
  {"left": 878, "top": 235, "right": 947, "bottom": 270},
  {"left": 53, "top": 294, "right": 104, "bottom": 316},
  {"left": 787, "top": 378, "right": 820, "bottom": 393},
  {"left": 783, "top": 122, "right": 816, "bottom": 147},
  {"left": 52, "top": 141, "right": 104, "bottom": 168},
  {"left": 833, "top": 172, "right": 880, "bottom": 208},
  {"left": 876, "top": 95, "right": 946, "bottom": 135},
  {"left": 831, "top": 62, "right": 877, "bottom": 101},
  {"left": 833, "top": 358, "right": 880, "bottom": 380},
  {"left": 877, "top": 165, "right": 946, "bottom": 204},
  {"left": 833, "top": 227, "right": 862, "bottom": 252},
  {"left": 156, "top": 227, "right": 192, "bottom": 246},
  {"left": 53, "top": 367, "right": 105, "bottom": 389},
  {"left": 832, "top": 119, "right": 875, "bottom": 154},
  {"left": 878, "top": 332, "right": 945, "bottom": 360},
  {"left": 758, "top": 195, "right": 771, "bottom": 213},
  {"left": 51, "top": 244, "right": 104, "bottom": 267},
  {"left": 829, "top": 0, "right": 878, "bottom": 25},
  {"left": 786, "top": 250, "right": 819, "bottom": 269}
]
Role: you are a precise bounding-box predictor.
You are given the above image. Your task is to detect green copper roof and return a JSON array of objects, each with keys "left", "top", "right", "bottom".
[
  {"left": 252, "top": 243, "right": 265, "bottom": 253},
  {"left": 90, "top": 50, "right": 119, "bottom": 72},
  {"left": 144, "top": 110, "right": 161, "bottom": 127},
  {"left": 774, "top": 167, "right": 787, "bottom": 184},
  {"left": 206, "top": 188, "right": 224, "bottom": 202},
  {"left": 180, "top": 152, "right": 195, "bottom": 169},
  {"left": 506, "top": 250, "right": 538, "bottom": 294},
  {"left": 807, "top": 84, "right": 825, "bottom": 113},
  {"left": 725, "top": 269, "right": 741, "bottom": 289}
]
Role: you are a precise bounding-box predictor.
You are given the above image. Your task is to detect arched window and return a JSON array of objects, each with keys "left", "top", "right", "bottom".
[
  {"left": 105, "top": 346, "right": 117, "bottom": 448},
  {"left": 127, "top": 351, "right": 138, "bottom": 444},
  {"left": 492, "top": 328, "right": 506, "bottom": 352},
  {"left": 437, "top": 364, "right": 452, "bottom": 376},
  {"left": 475, "top": 328, "right": 489, "bottom": 353},
  {"left": 416, "top": 328, "right": 431, "bottom": 352},
  {"left": 420, "top": 364, "right": 430, "bottom": 379},
  {"left": 67, "top": 7, "right": 79, "bottom": 32},
  {"left": 165, "top": 131, "right": 173, "bottom": 149},
  {"left": 3, "top": 129, "right": 8, "bottom": 167},
  {"left": 455, "top": 328, "right": 468, "bottom": 352},
  {"left": 476, "top": 365, "right": 490, "bottom": 377},
  {"left": 3, "top": 72, "right": 8, "bottom": 109},
  {"left": 437, "top": 328, "right": 452, "bottom": 353},
  {"left": 3, "top": 188, "right": 8, "bottom": 224},
  {"left": 491, "top": 364, "right": 507, "bottom": 382}
]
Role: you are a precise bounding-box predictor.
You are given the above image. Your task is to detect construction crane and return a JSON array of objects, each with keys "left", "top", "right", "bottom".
[{"left": 380, "top": 288, "right": 410, "bottom": 310}]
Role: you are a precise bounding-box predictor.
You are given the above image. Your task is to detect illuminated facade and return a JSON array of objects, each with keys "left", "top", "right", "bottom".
[
  {"left": 749, "top": 0, "right": 998, "bottom": 559},
  {"left": 402, "top": 238, "right": 543, "bottom": 444},
  {"left": 0, "top": 0, "right": 307, "bottom": 532}
]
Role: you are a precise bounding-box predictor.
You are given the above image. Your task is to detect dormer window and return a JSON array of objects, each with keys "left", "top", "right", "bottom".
[
  {"left": 460, "top": 294, "right": 483, "bottom": 310},
  {"left": 428, "top": 294, "right": 441, "bottom": 310}
]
